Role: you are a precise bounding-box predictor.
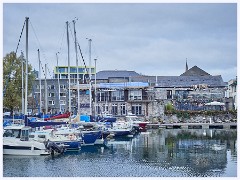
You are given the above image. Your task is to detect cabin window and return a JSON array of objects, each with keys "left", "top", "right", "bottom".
[
  {"left": 29, "top": 135, "right": 35, "bottom": 138},
  {"left": 38, "top": 135, "right": 46, "bottom": 138},
  {"left": 3, "top": 130, "right": 14, "bottom": 137}
]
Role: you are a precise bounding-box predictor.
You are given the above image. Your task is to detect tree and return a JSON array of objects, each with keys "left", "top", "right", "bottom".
[{"left": 3, "top": 51, "right": 36, "bottom": 114}]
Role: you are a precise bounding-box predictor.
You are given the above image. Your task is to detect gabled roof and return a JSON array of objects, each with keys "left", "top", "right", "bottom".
[
  {"left": 92, "top": 70, "right": 140, "bottom": 80},
  {"left": 180, "top": 66, "right": 210, "bottom": 76}
]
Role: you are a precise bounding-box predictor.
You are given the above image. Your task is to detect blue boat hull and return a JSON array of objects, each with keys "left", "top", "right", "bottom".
[
  {"left": 81, "top": 131, "right": 101, "bottom": 145},
  {"left": 55, "top": 140, "right": 81, "bottom": 151}
]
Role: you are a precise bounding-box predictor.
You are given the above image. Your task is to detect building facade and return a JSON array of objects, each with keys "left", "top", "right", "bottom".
[{"left": 29, "top": 66, "right": 234, "bottom": 119}]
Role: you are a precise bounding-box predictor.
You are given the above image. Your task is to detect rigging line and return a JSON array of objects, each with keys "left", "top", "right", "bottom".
[
  {"left": 77, "top": 43, "right": 89, "bottom": 75},
  {"left": 57, "top": 25, "right": 66, "bottom": 55},
  {"left": 15, "top": 19, "right": 26, "bottom": 54},
  {"left": 3, "top": 17, "right": 26, "bottom": 96},
  {"left": 29, "top": 20, "right": 50, "bottom": 67}
]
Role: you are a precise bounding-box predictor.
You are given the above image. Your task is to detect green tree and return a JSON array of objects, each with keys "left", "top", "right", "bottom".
[{"left": 3, "top": 52, "right": 36, "bottom": 114}]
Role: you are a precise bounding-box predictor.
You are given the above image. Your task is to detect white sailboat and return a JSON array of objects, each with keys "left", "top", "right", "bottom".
[{"left": 3, "top": 17, "right": 50, "bottom": 156}]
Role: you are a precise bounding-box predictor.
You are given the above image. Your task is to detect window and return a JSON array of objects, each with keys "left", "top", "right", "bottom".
[
  {"left": 167, "top": 90, "right": 172, "bottom": 99},
  {"left": 96, "top": 105, "right": 101, "bottom": 115},
  {"left": 120, "top": 104, "right": 127, "bottom": 115},
  {"left": 102, "top": 104, "right": 108, "bottom": 113},
  {"left": 60, "top": 84, "right": 66, "bottom": 89},
  {"left": 128, "top": 90, "right": 142, "bottom": 100},
  {"left": 112, "top": 104, "right": 118, "bottom": 115},
  {"left": 49, "top": 100, "right": 55, "bottom": 105},
  {"left": 60, "top": 93, "right": 66, "bottom": 97},
  {"left": 97, "top": 91, "right": 109, "bottom": 102},
  {"left": 60, "top": 100, "right": 66, "bottom": 105},
  {"left": 131, "top": 104, "right": 142, "bottom": 115},
  {"left": 48, "top": 93, "right": 55, "bottom": 97},
  {"left": 48, "top": 85, "right": 55, "bottom": 89},
  {"left": 70, "top": 67, "right": 77, "bottom": 73},
  {"left": 112, "top": 90, "right": 124, "bottom": 101}
]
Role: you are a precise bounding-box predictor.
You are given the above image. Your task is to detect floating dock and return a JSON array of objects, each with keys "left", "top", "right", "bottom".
[{"left": 148, "top": 123, "right": 237, "bottom": 129}]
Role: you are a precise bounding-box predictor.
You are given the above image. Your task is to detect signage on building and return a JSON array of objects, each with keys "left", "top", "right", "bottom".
[{"left": 80, "top": 103, "right": 90, "bottom": 108}]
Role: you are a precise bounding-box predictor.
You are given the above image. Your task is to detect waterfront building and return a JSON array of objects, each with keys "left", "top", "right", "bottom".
[
  {"left": 54, "top": 65, "right": 95, "bottom": 84},
  {"left": 225, "top": 77, "right": 237, "bottom": 110},
  {"left": 29, "top": 65, "right": 232, "bottom": 119}
]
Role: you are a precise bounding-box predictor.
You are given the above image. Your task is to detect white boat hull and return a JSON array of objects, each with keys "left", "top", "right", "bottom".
[{"left": 3, "top": 138, "right": 49, "bottom": 156}]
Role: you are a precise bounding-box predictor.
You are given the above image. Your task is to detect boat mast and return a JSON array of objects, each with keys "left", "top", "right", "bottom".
[
  {"left": 56, "top": 52, "right": 61, "bottom": 113},
  {"left": 44, "top": 64, "right": 48, "bottom": 114},
  {"left": 21, "top": 51, "right": 24, "bottom": 115},
  {"left": 24, "top": 17, "right": 29, "bottom": 117},
  {"left": 88, "top": 38, "right": 92, "bottom": 115},
  {"left": 73, "top": 19, "right": 80, "bottom": 115},
  {"left": 38, "top": 49, "right": 41, "bottom": 114},
  {"left": 66, "top": 21, "right": 71, "bottom": 116},
  {"left": 94, "top": 58, "right": 97, "bottom": 118}
]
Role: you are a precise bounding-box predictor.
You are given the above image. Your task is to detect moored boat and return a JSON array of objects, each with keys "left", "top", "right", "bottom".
[{"left": 3, "top": 125, "right": 50, "bottom": 156}]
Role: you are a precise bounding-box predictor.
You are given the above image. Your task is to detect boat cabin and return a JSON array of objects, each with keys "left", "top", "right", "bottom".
[{"left": 3, "top": 125, "right": 32, "bottom": 141}]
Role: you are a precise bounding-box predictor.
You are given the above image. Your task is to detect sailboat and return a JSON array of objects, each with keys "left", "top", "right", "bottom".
[{"left": 3, "top": 17, "right": 51, "bottom": 156}]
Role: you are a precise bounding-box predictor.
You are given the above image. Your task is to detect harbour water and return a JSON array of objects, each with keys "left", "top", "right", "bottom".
[{"left": 3, "top": 129, "right": 237, "bottom": 177}]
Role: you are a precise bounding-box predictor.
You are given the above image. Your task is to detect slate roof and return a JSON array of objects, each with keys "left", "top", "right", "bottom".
[
  {"left": 180, "top": 66, "right": 210, "bottom": 76},
  {"left": 131, "top": 75, "right": 226, "bottom": 88},
  {"left": 92, "top": 70, "right": 140, "bottom": 80}
]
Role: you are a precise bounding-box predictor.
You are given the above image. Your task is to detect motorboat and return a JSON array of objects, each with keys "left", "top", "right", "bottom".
[
  {"left": 125, "top": 113, "right": 149, "bottom": 129},
  {"left": 3, "top": 125, "right": 50, "bottom": 156},
  {"left": 30, "top": 128, "right": 81, "bottom": 151}
]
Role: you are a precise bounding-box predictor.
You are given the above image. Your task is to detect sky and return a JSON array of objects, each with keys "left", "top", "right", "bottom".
[{"left": 2, "top": 2, "right": 237, "bottom": 82}]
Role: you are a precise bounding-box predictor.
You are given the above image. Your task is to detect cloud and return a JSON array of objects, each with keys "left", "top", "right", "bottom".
[{"left": 3, "top": 3, "right": 237, "bottom": 82}]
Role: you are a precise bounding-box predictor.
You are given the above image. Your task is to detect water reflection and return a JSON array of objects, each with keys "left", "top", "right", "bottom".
[
  {"left": 131, "top": 129, "right": 237, "bottom": 176},
  {"left": 3, "top": 129, "right": 237, "bottom": 177}
]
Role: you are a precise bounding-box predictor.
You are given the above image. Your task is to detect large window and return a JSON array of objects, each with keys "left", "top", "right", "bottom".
[
  {"left": 120, "top": 104, "right": 126, "bottom": 115},
  {"left": 131, "top": 104, "right": 142, "bottom": 115},
  {"left": 129, "top": 90, "right": 142, "bottom": 100},
  {"left": 112, "top": 104, "right": 118, "bottom": 115},
  {"left": 175, "top": 90, "right": 189, "bottom": 100},
  {"left": 97, "top": 91, "right": 109, "bottom": 102},
  {"left": 112, "top": 90, "right": 124, "bottom": 101},
  {"left": 102, "top": 104, "right": 108, "bottom": 113}
]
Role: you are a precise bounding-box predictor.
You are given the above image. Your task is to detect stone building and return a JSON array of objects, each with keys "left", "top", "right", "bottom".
[{"left": 29, "top": 65, "right": 231, "bottom": 119}]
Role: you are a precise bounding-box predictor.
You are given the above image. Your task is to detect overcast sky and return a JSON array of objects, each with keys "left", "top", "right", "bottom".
[{"left": 3, "top": 2, "right": 237, "bottom": 82}]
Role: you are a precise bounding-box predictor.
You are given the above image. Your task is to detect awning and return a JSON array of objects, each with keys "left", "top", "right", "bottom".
[{"left": 205, "top": 101, "right": 225, "bottom": 106}]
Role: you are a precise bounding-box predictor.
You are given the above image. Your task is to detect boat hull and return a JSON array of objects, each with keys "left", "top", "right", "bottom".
[
  {"left": 3, "top": 146, "right": 49, "bottom": 156},
  {"left": 81, "top": 131, "right": 101, "bottom": 145}
]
